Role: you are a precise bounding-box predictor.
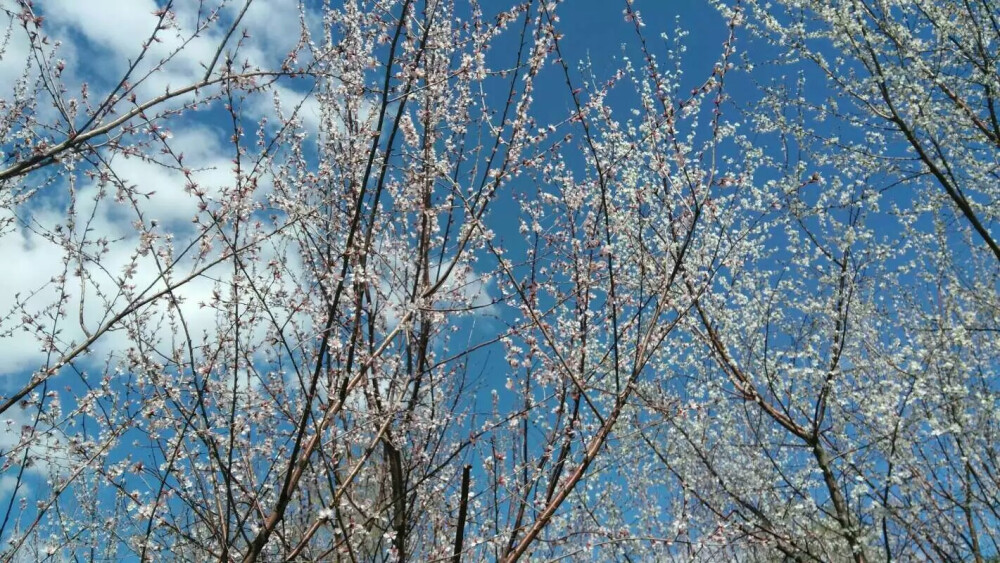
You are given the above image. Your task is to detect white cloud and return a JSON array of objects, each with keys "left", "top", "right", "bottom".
[
  {"left": 0, "top": 211, "right": 68, "bottom": 376},
  {"left": 250, "top": 82, "right": 323, "bottom": 138},
  {"left": 41, "top": 0, "right": 213, "bottom": 93},
  {"left": 0, "top": 117, "right": 249, "bottom": 374},
  {"left": 229, "top": 0, "right": 310, "bottom": 65},
  {"left": 0, "top": 405, "right": 74, "bottom": 479},
  {"left": 0, "top": 5, "right": 34, "bottom": 89},
  {"left": 41, "top": 0, "right": 163, "bottom": 58},
  {"left": 0, "top": 139, "right": 308, "bottom": 390},
  {"left": 0, "top": 474, "right": 22, "bottom": 498},
  {"left": 37, "top": 0, "right": 315, "bottom": 94},
  {"left": 0, "top": 0, "right": 359, "bottom": 399}
]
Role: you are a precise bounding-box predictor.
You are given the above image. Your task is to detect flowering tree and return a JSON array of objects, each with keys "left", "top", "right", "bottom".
[
  {"left": 632, "top": 1, "right": 1000, "bottom": 561},
  {"left": 1, "top": 0, "right": 997, "bottom": 561},
  {"left": 0, "top": 0, "right": 543, "bottom": 558}
]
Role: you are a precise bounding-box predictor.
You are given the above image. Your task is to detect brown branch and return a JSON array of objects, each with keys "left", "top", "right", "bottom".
[{"left": 451, "top": 465, "right": 472, "bottom": 563}]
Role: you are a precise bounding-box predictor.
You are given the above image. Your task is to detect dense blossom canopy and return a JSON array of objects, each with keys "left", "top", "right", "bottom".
[{"left": 0, "top": 0, "right": 997, "bottom": 560}]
